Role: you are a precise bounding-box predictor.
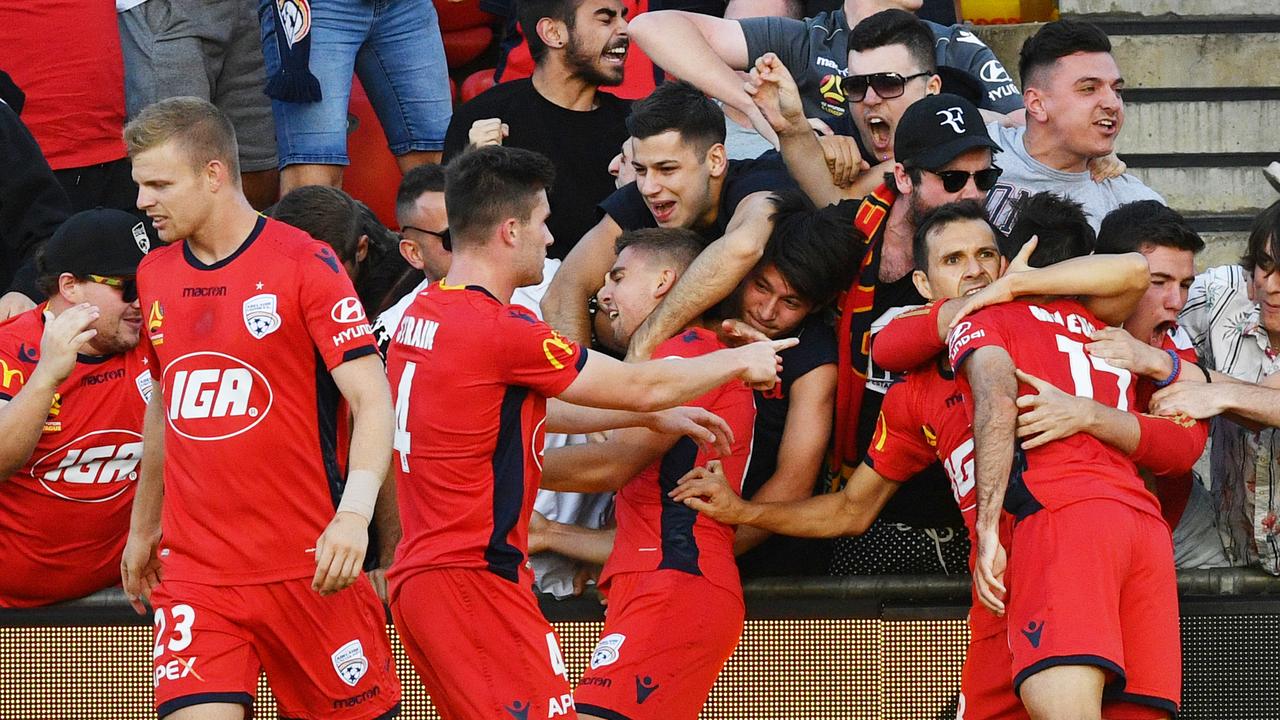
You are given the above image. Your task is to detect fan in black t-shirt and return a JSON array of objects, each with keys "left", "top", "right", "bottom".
[{"left": 441, "top": 0, "right": 634, "bottom": 261}]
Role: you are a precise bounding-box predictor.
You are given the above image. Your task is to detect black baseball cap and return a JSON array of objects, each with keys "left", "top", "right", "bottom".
[
  {"left": 39, "top": 208, "right": 153, "bottom": 278},
  {"left": 893, "top": 93, "right": 1000, "bottom": 171}
]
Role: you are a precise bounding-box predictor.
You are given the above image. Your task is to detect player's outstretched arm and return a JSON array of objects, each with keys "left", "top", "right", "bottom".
[
  {"left": 315, "top": 355, "right": 393, "bottom": 596},
  {"left": 628, "top": 12, "right": 777, "bottom": 145},
  {"left": 541, "top": 215, "right": 624, "bottom": 345},
  {"left": 541, "top": 427, "right": 678, "bottom": 494},
  {"left": 627, "top": 192, "right": 778, "bottom": 360},
  {"left": 529, "top": 511, "right": 616, "bottom": 567},
  {"left": 671, "top": 459, "right": 899, "bottom": 537},
  {"left": 0, "top": 304, "right": 99, "bottom": 480},
  {"left": 563, "top": 337, "right": 797, "bottom": 413},
  {"left": 122, "top": 382, "right": 166, "bottom": 615},
  {"left": 962, "top": 346, "right": 1018, "bottom": 616},
  {"left": 1152, "top": 378, "right": 1280, "bottom": 428},
  {"left": 951, "top": 250, "right": 1149, "bottom": 327},
  {"left": 546, "top": 399, "right": 734, "bottom": 456}
]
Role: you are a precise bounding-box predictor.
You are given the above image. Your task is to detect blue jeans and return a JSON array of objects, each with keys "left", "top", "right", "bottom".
[{"left": 258, "top": 0, "right": 451, "bottom": 166}]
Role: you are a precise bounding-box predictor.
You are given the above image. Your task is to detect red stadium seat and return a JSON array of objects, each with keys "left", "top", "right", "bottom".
[
  {"left": 435, "top": 0, "right": 497, "bottom": 69},
  {"left": 344, "top": 76, "right": 402, "bottom": 229},
  {"left": 460, "top": 69, "right": 497, "bottom": 102}
]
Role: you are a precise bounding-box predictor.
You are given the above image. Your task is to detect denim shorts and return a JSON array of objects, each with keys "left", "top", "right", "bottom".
[{"left": 258, "top": 0, "right": 452, "bottom": 166}]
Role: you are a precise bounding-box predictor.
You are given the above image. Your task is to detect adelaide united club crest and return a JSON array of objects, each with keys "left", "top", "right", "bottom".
[{"left": 242, "top": 293, "right": 282, "bottom": 339}]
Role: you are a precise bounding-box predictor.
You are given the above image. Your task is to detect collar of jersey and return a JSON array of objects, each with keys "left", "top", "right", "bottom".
[{"left": 439, "top": 279, "right": 499, "bottom": 302}]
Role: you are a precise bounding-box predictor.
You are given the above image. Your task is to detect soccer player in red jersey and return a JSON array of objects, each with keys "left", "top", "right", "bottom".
[
  {"left": 0, "top": 208, "right": 151, "bottom": 608},
  {"left": 119, "top": 98, "right": 401, "bottom": 720},
  {"left": 384, "top": 146, "right": 792, "bottom": 720},
  {"left": 532, "top": 227, "right": 759, "bottom": 720},
  {"left": 950, "top": 226, "right": 1182, "bottom": 718},
  {"left": 676, "top": 200, "right": 1193, "bottom": 720}
]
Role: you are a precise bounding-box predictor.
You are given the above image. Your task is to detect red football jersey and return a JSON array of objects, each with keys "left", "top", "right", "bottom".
[
  {"left": 0, "top": 307, "right": 150, "bottom": 607},
  {"left": 948, "top": 299, "right": 1160, "bottom": 517},
  {"left": 137, "top": 216, "right": 379, "bottom": 585},
  {"left": 384, "top": 282, "right": 586, "bottom": 596},
  {"left": 600, "top": 328, "right": 757, "bottom": 599},
  {"left": 865, "top": 367, "right": 1010, "bottom": 640}
]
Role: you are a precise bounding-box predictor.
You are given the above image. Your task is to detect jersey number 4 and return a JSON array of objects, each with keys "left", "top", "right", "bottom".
[{"left": 393, "top": 362, "right": 416, "bottom": 472}]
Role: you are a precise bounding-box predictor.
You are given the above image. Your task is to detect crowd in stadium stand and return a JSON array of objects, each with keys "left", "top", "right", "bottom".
[{"left": 1, "top": 0, "right": 1279, "bottom": 718}]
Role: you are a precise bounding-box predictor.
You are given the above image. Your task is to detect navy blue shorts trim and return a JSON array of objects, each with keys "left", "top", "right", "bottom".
[
  {"left": 575, "top": 702, "right": 634, "bottom": 720},
  {"left": 1013, "top": 653, "right": 1125, "bottom": 697},
  {"left": 158, "top": 691, "right": 253, "bottom": 719}
]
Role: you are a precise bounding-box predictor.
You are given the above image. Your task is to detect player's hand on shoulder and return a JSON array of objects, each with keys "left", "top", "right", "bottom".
[
  {"left": 1086, "top": 326, "right": 1169, "bottom": 379},
  {"left": 121, "top": 530, "right": 163, "bottom": 615},
  {"left": 669, "top": 460, "right": 748, "bottom": 524},
  {"left": 1088, "top": 152, "right": 1127, "bottom": 182},
  {"left": 645, "top": 406, "right": 735, "bottom": 456},
  {"left": 312, "top": 511, "right": 369, "bottom": 596},
  {"left": 0, "top": 291, "right": 35, "bottom": 321},
  {"left": 718, "top": 318, "right": 771, "bottom": 347},
  {"left": 36, "top": 304, "right": 100, "bottom": 386},
  {"left": 1013, "top": 369, "right": 1091, "bottom": 450}
]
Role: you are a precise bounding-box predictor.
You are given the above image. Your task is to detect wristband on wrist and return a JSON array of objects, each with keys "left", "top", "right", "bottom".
[
  {"left": 1154, "top": 349, "right": 1181, "bottom": 388},
  {"left": 1197, "top": 361, "right": 1212, "bottom": 383},
  {"left": 336, "top": 469, "right": 381, "bottom": 523}
]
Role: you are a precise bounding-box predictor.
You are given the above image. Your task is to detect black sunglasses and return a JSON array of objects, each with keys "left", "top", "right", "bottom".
[
  {"left": 401, "top": 225, "right": 451, "bottom": 251},
  {"left": 85, "top": 274, "right": 139, "bottom": 303},
  {"left": 839, "top": 71, "right": 932, "bottom": 101},
  {"left": 924, "top": 167, "right": 1003, "bottom": 193}
]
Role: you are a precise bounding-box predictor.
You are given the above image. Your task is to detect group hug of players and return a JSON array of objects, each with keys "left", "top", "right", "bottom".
[{"left": 0, "top": 93, "right": 1207, "bottom": 720}]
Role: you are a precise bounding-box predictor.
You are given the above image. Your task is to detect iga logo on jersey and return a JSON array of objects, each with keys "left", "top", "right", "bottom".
[
  {"left": 164, "top": 352, "right": 274, "bottom": 440},
  {"left": 331, "top": 297, "right": 367, "bottom": 323},
  {"left": 31, "top": 429, "right": 142, "bottom": 502},
  {"left": 243, "top": 293, "right": 282, "bottom": 339}
]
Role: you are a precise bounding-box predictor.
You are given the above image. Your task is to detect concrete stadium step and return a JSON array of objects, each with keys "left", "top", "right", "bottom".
[
  {"left": 1120, "top": 93, "right": 1279, "bottom": 154},
  {"left": 1126, "top": 163, "right": 1275, "bottom": 215},
  {"left": 1199, "top": 231, "right": 1249, "bottom": 271},
  {"left": 1060, "top": 0, "right": 1271, "bottom": 17}
]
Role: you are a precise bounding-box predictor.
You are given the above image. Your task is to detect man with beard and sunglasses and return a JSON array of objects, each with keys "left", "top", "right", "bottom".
[
  {"left": 0, "top": 208, "right": 152, "bottom": 607},
  {"left": 443, "top": 0, "right": 633, "bottom": 259}
]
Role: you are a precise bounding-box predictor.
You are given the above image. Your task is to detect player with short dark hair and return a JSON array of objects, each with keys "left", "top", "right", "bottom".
[
  {"left": 121, "top": 97, "right": 401, "bottom": 720},
  {"left": 385, "top": 145, "right": 794, "bottom": 720},
  {"left": 536, "top": 224, "right": 758, "bottom": 719},
  {"left": 0, "top": 208, "right": 151, "bottom": 608},
  {"left": 950, "top": 213, "right": 1181, "bottom": 717},
  {"left": 1002, "top": 192, "right": 1096, "bottom": 266},
  {"left": 626, "top": 79, "right": 727, "bottom": 153}
]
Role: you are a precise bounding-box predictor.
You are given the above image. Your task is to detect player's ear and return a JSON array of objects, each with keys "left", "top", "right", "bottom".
[
  {"left": 355, "top": 234, "right": 370, "bottom": 264},
  {"left": 911, "top": 269, "right": 934, "bottom": 301},
  {"left": 499, "top": 217, "right": 520, "bottom": 248},
  {"left": 536, "top": 16, "right": 567, "bottom": 50},
  {"left": 399, "top": 237, "right": 425, "bottom": 270},
  {"left": 654, "top": 268, "right": 677, "bottom": 299}
]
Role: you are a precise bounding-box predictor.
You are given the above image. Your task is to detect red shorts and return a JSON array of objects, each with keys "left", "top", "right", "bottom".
[
  {"left": 960, "top": 627, "right": 1026, "bottom": 720},
  {"left": 389, "top": 567, "right": 577, "bottom": 720},
  {"left": 575, "top": 569, "right": 744, "bottom": 720},
  {"left": 1007, "top": 499, "right": 1180, "bottom": 714},
  {"left": 150, "top": 576, "right": 400, "bottom": 719}
]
